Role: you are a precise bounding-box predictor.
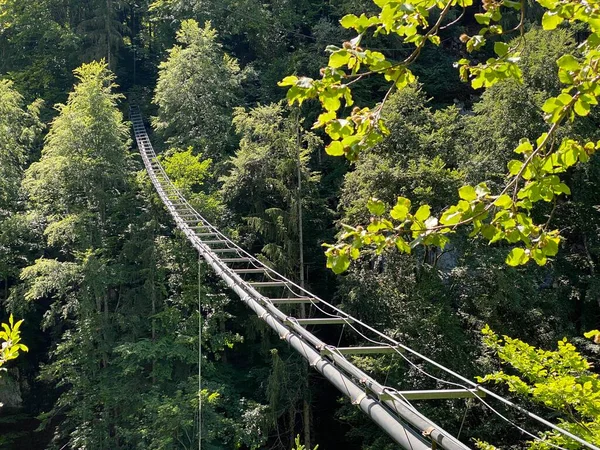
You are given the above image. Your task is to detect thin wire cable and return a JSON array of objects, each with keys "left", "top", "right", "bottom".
[
  {"left": 198, "top": 253, "right": 202, "bottom": 450},
  {"left": 457, "top": 399, "right": 470, "bottom": 439},
  {"left": 337, "top": 324, "right": 346, "bottom": 347},
  {"left": 384, "top": 352, "right": 395, "bottom": 387},
  {"left": 388, "top": 395, "right": 416, "bottom": 450},
  {"left": 470, "top": 391, "right": 570, "bottom": 450},
  {"left": 337, "top": 322, "right": 572, "bottom": 450}
]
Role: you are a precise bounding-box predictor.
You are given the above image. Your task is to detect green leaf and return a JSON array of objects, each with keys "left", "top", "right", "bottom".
[
  {"left": 494, "top": 194, "right": 513, "bottom": 209},
  {"left": 542, "top": 97, "right": 559, "bottom": 114},
  {"left": 581, "top": 93, "right": 598, "bottom": 106},
  {"left": 326, "top": 141, "right": 345, "bottom": 156},
  {"left": 414, "top": 205, "right": 431, "bottom": 222},
  {"left": 574, "top": 98, "right": 591, "bottom": 116},
  {"left": 329, "top": 51, "right": 351, "bottom": 69},
  {"left": 391, "top": 197, "right": 411, "bottom": 222},
  {"left": 481, "top": 224, "right": 499, "bottom": 240},
  {"left": 584, "top": 330, "right": 600, "bottom": 339},
  {"left": 532, "top": 248, "right": 547, "bottom": 266},
  {"left": 428, "top": 35, "right": 441, "bottom": 46},
  {"left": 326, "top": 119, "right": 354, "bottom": 140},
  {"left": 395, "top": 237, "right": 411, "bottom": 253},
  {"left": 514, "top": 139, "right": 533, "bottom": 154},
  {"left": 278, "top": 75, "right": 298, "bottom": 87},
  {"left": 314, "top": 111, "right": 336, "bottom": 128},
  {"left": 390, "top": 68, "right": 415, "bottom": 89},
  {"left": 536, "top": 133, "right": 549, "bottom": 148},
  {"left": 475, "top": 183, "right": 490, "bottom": 197},
  {"left": 395, "top": 196, "right": 411, "bottom": 209},
  {"left": 506, "top": 230, "right": 521, "bottom": 244},
  {"left": 471, "top": 72, "right": 485, "bottom": 90},
  {"left": 459, "top": 185, "right": 477, "bottom": 201},
  {"left": 556, "top": 54, "right": 580, "bottom": 71},
  {"left": 506, "top": 248, "right": 529, "bottom": 266},
  {"left": 440, "top": 205, "right": 463, "bottom": 225},
  {"left": 367, "top": 198, "right": 386, "bottom": 216},
  {"left": 544, "top": 237, "right": 560, "bottom": 256},
  {"left": 558, "top": 69, "right": 574, "bottom": 85},
  {"left": 475, "top": 13, "right": 491, "bottom": 25},
  {"left": 554, "top": 182, "right": 571, "bottom": 195},
  {"left": 494, "top": 42, "right": 510, "bottom": 57},
  {"left": 467, "top": 35, "right": 486, "bottom": 53},
  {"left": 321, "top": 89, "right": 342, "bottom": 112},
  {"left": 331, "top": 253, "right": 350, "bottom": 274},
  {"left": 508, "top": 160, "right": 523, "bottom": 175},
  {"left": 340, "top": 14, "right": 359, "bottom": 29},
  {"left": 542, "top": 11, "right": 563, "bottom": 30},
  {"left": 391, "top": 203, "right": 409, "bottom": 221},
  {"left": 558, "top": 92, "right": 572, "bottom": 105},
  {"left": 286, "top": 86, "right": 304, "bottom": 105}
]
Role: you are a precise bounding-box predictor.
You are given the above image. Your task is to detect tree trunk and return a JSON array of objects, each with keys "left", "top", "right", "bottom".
[
  {"left": 106, "top": 0, "right": 112, "bottom": 69},
  {"left": 103, "top": 294, "right": 109, "bottom": 368}
]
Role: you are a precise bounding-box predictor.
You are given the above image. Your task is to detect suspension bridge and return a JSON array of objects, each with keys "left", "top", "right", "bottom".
[{"left": 130, "top": 106, "right": 598, "bottom": 450}]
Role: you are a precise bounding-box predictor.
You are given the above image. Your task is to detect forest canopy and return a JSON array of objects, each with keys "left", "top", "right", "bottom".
[{"left": 0, "top": 0, "right": 599, "bottom": 449}]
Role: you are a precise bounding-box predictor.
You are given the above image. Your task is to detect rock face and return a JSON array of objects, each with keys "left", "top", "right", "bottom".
[{"left": 0, "top": 370, "right": 23, "bottom": 409}]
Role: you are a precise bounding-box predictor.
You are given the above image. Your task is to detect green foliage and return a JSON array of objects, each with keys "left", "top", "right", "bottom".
[
  {"left": 15, "top": 58, "right": 271, "bottom": 447},
  {"left": 328, "top": 87, "right": 464, "bottom": 273},
  {"left": 0, "top": 79, "right": 42, "bottom": 287},
  {"left": 0, "top": 315, "right": 28, "bottom": 371},
  {"left": 160, "top": 147, "right": 223, "bottom": 221},
  {"left": 161, "top": 147, "right": 212, "bottom": 191},
  {"left": 281, "top": 0, "right": 600, "bottom": 273},
  {"left": 461, "top": 28, "right": 581, "bottom": 188},
  {"left": 0, "top": 80, "right": 42, "bottom": 209},
  {"left": 479, "top": 327, "right": 600, "bottom": 448},
  {"left": 23, "top": 60, "right": 130, "bottom": 244},
  {"left": 292, "top": 435, "right": 319, "bottom": 450},
  {"left": 153, "top": 19, "right": 241, "bottom": 159},
  {"left": 77, "top": 0, "right": 125, "bottom": 69},
  {"left": 2, "top": 0, "right": 600, "bottom": 448},
  {"left": 0, "top": 0, "right": 80, "bottom": 105},
  {"left": 221, "top": 103, "right": 326, "bottom": 275},
  {"left": 19, "top": 61, "right": 135, "bottom": 447},
  {"left": 20, "top": 258, "right": 81, "bottom": 303}
]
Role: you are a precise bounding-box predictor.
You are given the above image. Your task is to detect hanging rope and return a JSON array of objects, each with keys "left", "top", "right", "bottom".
[
  {"left": 457, "top": 398, "right": 471, "bottom": 440},
  {"left": 198, "top": 252, "right": 202, "bottom": 450}
]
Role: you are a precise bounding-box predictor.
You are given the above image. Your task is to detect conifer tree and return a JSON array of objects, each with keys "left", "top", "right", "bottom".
[
  {"left": 0, "top": 80, "right": 42, "bottom": 294},
  {"left": 21, "top": 60, "right": 131, "bottom": 447}
]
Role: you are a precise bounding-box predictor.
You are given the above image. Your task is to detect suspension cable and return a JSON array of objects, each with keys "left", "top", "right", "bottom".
[{"left": 198, "top": 253, "right": 202, "bottom": 450}]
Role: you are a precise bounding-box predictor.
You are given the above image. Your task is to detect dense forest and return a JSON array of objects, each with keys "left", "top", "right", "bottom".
[{"left": 0, "top": 0, "right": 599, "bottom": 449}]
